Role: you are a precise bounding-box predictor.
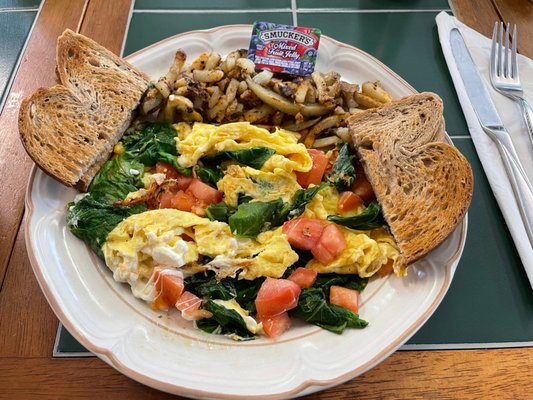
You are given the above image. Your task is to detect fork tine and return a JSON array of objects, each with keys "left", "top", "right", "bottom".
[
  {"left": 511, "top": 24, "right": 518, "bottom": 79},
  {"left": 504, "top": 22, "right": 510, "bottom": 77},
  {"left": 491, "top": 22, "right": 498, "bottom": 76},
  {"left": 498, "top": 22, "right": 504, "bottom": 76}
]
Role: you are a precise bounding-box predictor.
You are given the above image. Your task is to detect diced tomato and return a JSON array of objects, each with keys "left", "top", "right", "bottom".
[
  {"left": 337, "top": 191, "right": 364, "bottom": 214},
  {"left": 152, "top": 268, "right": 184, "bottom": 310},
  {"left": 312, "top": 241, "right": 336, "bottom": 265},
  {"left": 376, "top": 258, "right": 394, "bottom": 277},
  {"left": 155, "top": 161, "right": 193, "bottom": 190},
  {"left": 296, "top": 149, "right": 328, "bottom": 188},
  {"left": 158, "top": 192, "right": 174, "bottom": 209},
  {"left": 156, "top": 161, "right": 180, "bottom": 179},
  {"left": 282, "top": 218, "right": 327, "bottom": 250},
  {"left": 311, "top": 224, "right": 346, "bottom": 265},
  {"left": 351, "top": 164, "right": 374, "bottom": 203},
  {"left": 175, "top": 291, "right": 201, "bottom": 312},
  {"left": 255, "top": 278, "right": 301, "bottom": 318},
  {"left": 186, "top": 178, "right": 222, "bottom": 205},
  {"left": 260, "top": 312, "right": 292, "bottom": 339},
  {"left": 176, "top": 291, "right": 212, "bottom": 320},
  {"left": 288, "top": 267, "right": 318, "bottom": 289},
  {"left": 159, "top": 190, "right": 195, "bottom": 211},
  {"left": 329, "top": 285, "right": 360, "bottom": 313},
  {"left": 176, "top": 175, "right": 194, "bottom": 191},
  {"left": 170, "top": 190, "right": 195, "bottom": 212}
]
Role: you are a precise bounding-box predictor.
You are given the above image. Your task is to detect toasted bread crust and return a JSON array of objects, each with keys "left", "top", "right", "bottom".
[
  {"left": 348, "top": 92, "right": 473, "bottom": 265},
  {"left": 18, "top": 29, "right": 150, "bottom": 190}
]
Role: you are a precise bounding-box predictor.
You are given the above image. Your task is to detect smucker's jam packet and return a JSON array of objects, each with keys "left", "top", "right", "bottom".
[{"left": 247, "top": 21, "right": 321, "bottom": 76}]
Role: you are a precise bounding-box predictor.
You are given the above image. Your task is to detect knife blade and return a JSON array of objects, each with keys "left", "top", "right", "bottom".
[
  {"left": 449, "top": 29, "right": 503, "bottom": 128},
  {"left": 449, "top": 27, "right": 533, "bottom": 255}
]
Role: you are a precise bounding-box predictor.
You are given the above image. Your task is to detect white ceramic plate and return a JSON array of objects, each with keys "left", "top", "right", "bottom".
[{"left": 25, "top": 25, "right": 466, "bottom": 399}]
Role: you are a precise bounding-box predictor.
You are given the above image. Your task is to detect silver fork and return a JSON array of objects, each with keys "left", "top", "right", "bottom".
[{"left": 490, "top": 22, "right": 533, "bottom": 148}]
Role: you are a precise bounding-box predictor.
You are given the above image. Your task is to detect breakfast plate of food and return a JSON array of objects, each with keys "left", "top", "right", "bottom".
[{"left": 21, "top": 24, "right": 473, "bottom": 398}]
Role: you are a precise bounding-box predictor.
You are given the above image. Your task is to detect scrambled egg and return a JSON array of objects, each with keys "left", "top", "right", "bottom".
[
  {"left": 302, "top": 185, "right": 363, "bottom": 219},
  {"left": 103, "top": 209, "right": 205, "bottom": 300},
  {"left": 176, "top": 122, "right": 312, "bottom": 173},
  {"left": 216, "top": 164, "right": 302, "bottom": 208},
  {"left": 103, "top": 209, "right": 298, "bottom": 301}
]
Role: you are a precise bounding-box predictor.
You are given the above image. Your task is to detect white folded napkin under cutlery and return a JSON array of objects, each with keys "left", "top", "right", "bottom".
[{"left": 436, "top": 11, "right": 533, "bottom": 288}]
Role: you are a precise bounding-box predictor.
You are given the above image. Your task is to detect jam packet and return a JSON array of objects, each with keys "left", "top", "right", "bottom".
[{"left": 247, "top": 21, "right": 321, "bottom": 76}]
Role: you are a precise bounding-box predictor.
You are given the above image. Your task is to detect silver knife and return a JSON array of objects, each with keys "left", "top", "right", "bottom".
[{"left": 450, "top": 28, "right": 533, "bottom": 249}]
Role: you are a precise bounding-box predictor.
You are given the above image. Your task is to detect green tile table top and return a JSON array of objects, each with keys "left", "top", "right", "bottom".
[
  {"left": 134, "top": 0, "right": 291, "bottom": 10},
  {"left": 0, "top": 0, "right": 40, "bottom": 8},
  {"left": 124, "top": 11, "right": 292, "bottom": 56},
  {"left": 0, "top": 10, "right": 37, "bottom": 107},
  {"left": 297, "top": 0, "right": 450, "bottom": 9}
]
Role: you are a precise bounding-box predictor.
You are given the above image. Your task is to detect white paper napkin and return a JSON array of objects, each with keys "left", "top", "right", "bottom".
[{"left": 436, "top": 11, "right": 533, "bottom": 288}]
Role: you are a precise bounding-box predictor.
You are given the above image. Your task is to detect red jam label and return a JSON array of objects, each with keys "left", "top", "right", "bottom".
[{"left": 247, "top": 21, "right": 321, "bottom": 76}]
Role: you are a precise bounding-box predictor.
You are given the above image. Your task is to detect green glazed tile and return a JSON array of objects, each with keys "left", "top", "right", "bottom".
[
  {"left": 124, "top": 12, "right": 292, "bottom": 56},
  {"left": 0, "top": 10, "right": 36, "bottom": 106},
  {"left": 55, "top": 325, "right": 89, "bottom": 355},
  {"left": 135, "top": 0, "right": 291, "bottom": 10},
  {"left": 0, "top": 0, "right": 40, "bottom": 8},
  {"left": 408, "top": 138, "right": 533, "bottom": 345},
  {"left": 297, "top": 12, "right": 468, "bottom": 135},
  {"left": 297, "top": 0, "right": 449, "bottom": 9}
]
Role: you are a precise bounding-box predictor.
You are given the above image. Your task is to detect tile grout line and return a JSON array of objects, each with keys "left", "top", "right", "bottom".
[
  {"left": 131, "top": 8, "right": 451, "bottom": 14},
  {"left": 291, "top": 0, "right": 297, "bottom": 26},
  {"left": 400, "top": 341, "right": 533, "bottom": 350},
  {"left": 0, "top": 7, "right": 39, "bottom": 12},
  {"left": 132, "top": 8, "right": 291, "bottom": 14},
  {"left": 120, "top": 0, "right": 136, "bottom": 57},
  {"left": 450, "top": 135, "right": 472, "bottom": 139},
  {"left": 297, "top": 8, "right": 452, "bottom": 13}
]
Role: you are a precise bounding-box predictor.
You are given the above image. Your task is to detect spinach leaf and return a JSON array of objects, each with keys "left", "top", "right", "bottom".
[
  {"left": 228, "top": 199, "right": 285, "bottom": 237},
  {"left": 89, "top": 156, "right": 144, "bottom": 203},
  {"left": 217, "top": 183, "right": 326, "bottom": 237},
  {"left": 327, "top": 142, "right": 355, "bottom": 191},
  {"left": 233, "top": 277, "right": 265, "bottom": 313},
  {"left": 214, "top": 147, "right": 276, "bottom": 170},
  {"left": 313, "top": 273, "right": 368, "bottom": 294},
  {"left": 237, "top": 194, "right": 253, "bottom": 204},
  {"left": 184, "top": 273, "right": 236, "bottom": 300},
  {"left": 67, "top": 155, "right": 147, "bottom": 258},
  {"left": 184, "top": 273, "right": 264, "bottom": 313},
  {"left": 205, "top": 201, "right": 234, "bottom": 223},
  {"left": 286, "top": 182, "right": 329, "bottom": 220},
  {"left": 292, "top": 288, "right": 368, "bottom": 334},
  {"left": 327, "top": 202, "right": 385, "bottom": 230},
  {"left": 67, "top": 194, "right": 146, "bottom": 258},
  {"left": 196, "top": 300, "right": 256, "bottom": 340},
  {"left": 195, "top": 165, "right": 224, "bottom": 188},
  {"left": 122, "top": 122, "right": 191, "bottom": 175}
]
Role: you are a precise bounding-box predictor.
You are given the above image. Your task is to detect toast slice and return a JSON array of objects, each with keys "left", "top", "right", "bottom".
[
  {"left": 348, "top": 92, "right": 473, "bottom": 265},
  {"left": 19, "top": 29, "right": 150, "bottom": 191}
]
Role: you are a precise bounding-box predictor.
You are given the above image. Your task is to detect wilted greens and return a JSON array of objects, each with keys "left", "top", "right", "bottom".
[{"left": 327, "top": 202, "right": 385, "bottom": 230}]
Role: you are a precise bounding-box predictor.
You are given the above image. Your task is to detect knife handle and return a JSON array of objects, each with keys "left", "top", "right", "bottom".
[{"left": 485, "top": 126, "right": 533, "bottom": 248}]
